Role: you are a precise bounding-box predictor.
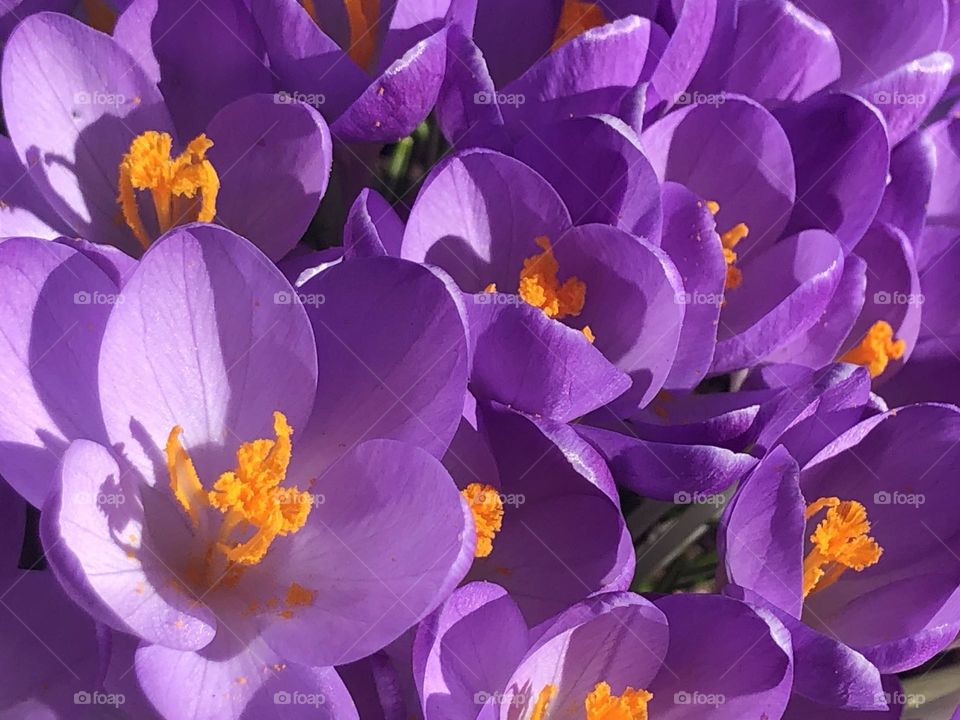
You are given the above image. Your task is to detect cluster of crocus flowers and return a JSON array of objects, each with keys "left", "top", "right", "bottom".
[{"left": 1, "top": 1, "right": 960, "bottom": 719}]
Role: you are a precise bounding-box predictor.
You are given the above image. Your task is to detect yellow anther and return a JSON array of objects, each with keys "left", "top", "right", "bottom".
[
  {"left": 166, "top": 426, "right": 209, "bottom": 530},
  {"left": 803, "top": 497, "right": 882, "bottom": 598},
  {"left": 551, "top": 0, "right": 607, "bottom": 50},
  {"left": 300, "top": 0, "right": 380, "bottom": 70},
  {"left": 484, "top": 282, "right": 497, "bottom": 293},
  {"left": 461, "top": 483, "right": 503, "bottom": 558},
  {"left": 706, "top": 200, "right": 748, "bottom": 291},
  {"left": 518, "top": 236, "right": 587, "bottom": 320},
  {"left": 164, "top": 411, "right": 311, "bottom": 574},
  {"left": 586, "top": 682, "right": 653, "bottom": 720},
  {"left": 118, "top": 130, "right": 220, "bottom": 249},
  {"left": 531, "top": 684, "right": 557, "bottom": 720},
  {"left": 839, "top": 320, "right": 906, "bottom": 378},
  {"left": 207, "top": 412, "right": 312, "bottom": 566}
]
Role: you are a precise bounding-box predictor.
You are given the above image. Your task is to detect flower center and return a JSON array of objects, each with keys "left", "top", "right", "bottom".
[
  {"left": 802, "top": 497, "right": 883, "bottom": 598},
  {"left": 838, "top": 320, "right": 906, "bottom": 378},
  {"left": 551, "top": 0, "right": 608, "bottom": 50},
  {"left": 483, "top": 236, "right": 595, "bottom": 342},
  {"left": 300, "top": 0, "right": 380, "bottom": 70},
  {"left": 531, "top": 682, "right": 653, "bottom": 720},
  {"left": 117, "top": 131, "right": 220, "bottom": 250},
  {"left": 706, "top": 201, "right": 747, "bottom": 291},
  {"left": 461, "top": 483, "right": 503, "bottom": 558},
  {"left": 165, "top": 411, "right": 312, "bottom": 578}
]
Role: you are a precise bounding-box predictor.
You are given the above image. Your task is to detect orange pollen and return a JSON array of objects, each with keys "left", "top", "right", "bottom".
[
  {"left": 551, "top": 0, "right": 607, "bottom": 50},
  {"left": 165, "top": 411, "right": 312, "bottom": 575},
  {"left": 838, "top": 320, "right": 906, "bottom": 378},
  {"left": 582, "top": 325, "right": 596, "bottom": 343},
  {"left": 585, "top": 682, "right": 653, "bottom": 720},
  {"left": 531, "top": 684, "right": 557, "bottom": 720},
  {"left": 82, "top": 0, "right": 117, "bottom": 32},
  {"left": 117, "top": 131, "right": 219, "bottom": 249},
  {"left": 460, "top": 483, "right": 503, "bottom": 558},
  {"left": 706, "top": 200, "right": 747, "bottom": 291},
  {"left": 484, "top": 282, "right": 497, "bottom": 293},
  {"left": 802, "top": 497, "right": 883, "bottom": 598},
  {"left": 518, "top": 236, "right": 587, "bottom": 320}
]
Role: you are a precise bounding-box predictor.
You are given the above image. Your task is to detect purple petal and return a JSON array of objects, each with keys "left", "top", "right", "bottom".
[
  {"left": 413, "top": 582, "right": 529, "bottom": 720},
  {"left": 333, "top": 29, "right": 449, "bottom": 142},
  {"left": 402, "top": 148, "right": 571, "bottom": 290},
  {"left": 0, "top": 238, "right": 115, "bottom": 506},
  {"left": 876, "top": 130, "right": 936, "bottom": 246},
  {"left": 649, "top": 593, "right": 793, "bottom": 720},
  {"left": 251, "top": 0, "right": 370, "bottom": 120},
  {"left": 259, "top": 439, "right": 473, "bottom": 666},
  {"left": 114, "top": 0, "right": 273, "bottom": 139},
  {"left": 292, "top": 256, "right": 468, "bottom": 474},
  {"left": 1, "top": 12, "right": 174, "bottom": 255},
  {"left": 659, "top": 182, "right": 725, "bottom": 389},
  {"left": 41, "top": 439, "right": 217, "bottom": 650},
  {"left": 695, "top": 0, "right": 840, "bottom": 103},
  {"left": 649, "top": 0, "right": 718, "bottom": 108},
  {"left": 858, "top": 52, "right": 954, "bottom": 146},
  {"left": 513, "top": 115, "right": 662, "bottom": 239},
  {"left": 925, "top": 117, "right": 960, "bottom": 226},
  {"left": 714, "top": 230, "right": 845, "bottom": 373},
  {"left": 0, "top": 135, "right": 70, "bottom": 239},
  {"left": 797, "top": 0, "right": 947, "bottom": 89},
  {"left": 465, "top": 405, "right": 634, "bottom": 624},
  {"left": 718, "top": 446, "right": 806, "bottom": 617},
  {"left": 464, "top": 296, "right": 630, "bottom": 422},
  {"left": 206, "top": 94, "right": 333, "bottom": 261},
  {"left": 775, "top": 92, "right": 890, "bottom": 253},
  {"left": 642, "top": 95, "right": 796, "bottom": 254},
  {"left": 502, "top": 16, "right": 652, "bottom": 123},
  {"left": 97, "top": 223, "right": 318, "bottom": 486},
  {"left": 344, "top": 188, "right": 404, "bottom": 259}
]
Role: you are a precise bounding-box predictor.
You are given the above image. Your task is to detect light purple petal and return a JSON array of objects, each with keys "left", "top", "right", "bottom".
[
  {"left": 343, "top": 188, "right": 404, "bottom": 259},
  {"left": 206, "top": 94, "right": 333, "bottom": 261}
]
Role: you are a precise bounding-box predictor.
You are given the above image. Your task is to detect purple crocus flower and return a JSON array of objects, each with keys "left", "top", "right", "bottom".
[
  {"left": 0, "top": 224, "right": 475, "bottom": 719},
  {"left": 0, "top": 9, "right": 332, "bottom": 260},
  {"left": 400, "top": 146, "right": 687, "bottom": 415},
  {"left": 441, "top": 396, "right": 634, "bottom": 625},
  {"left": 719, "top": 404, "right": 960, "bottom": 714},
  {"left": 413, "top": 581, "right": 794, "bottom": 720}
]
